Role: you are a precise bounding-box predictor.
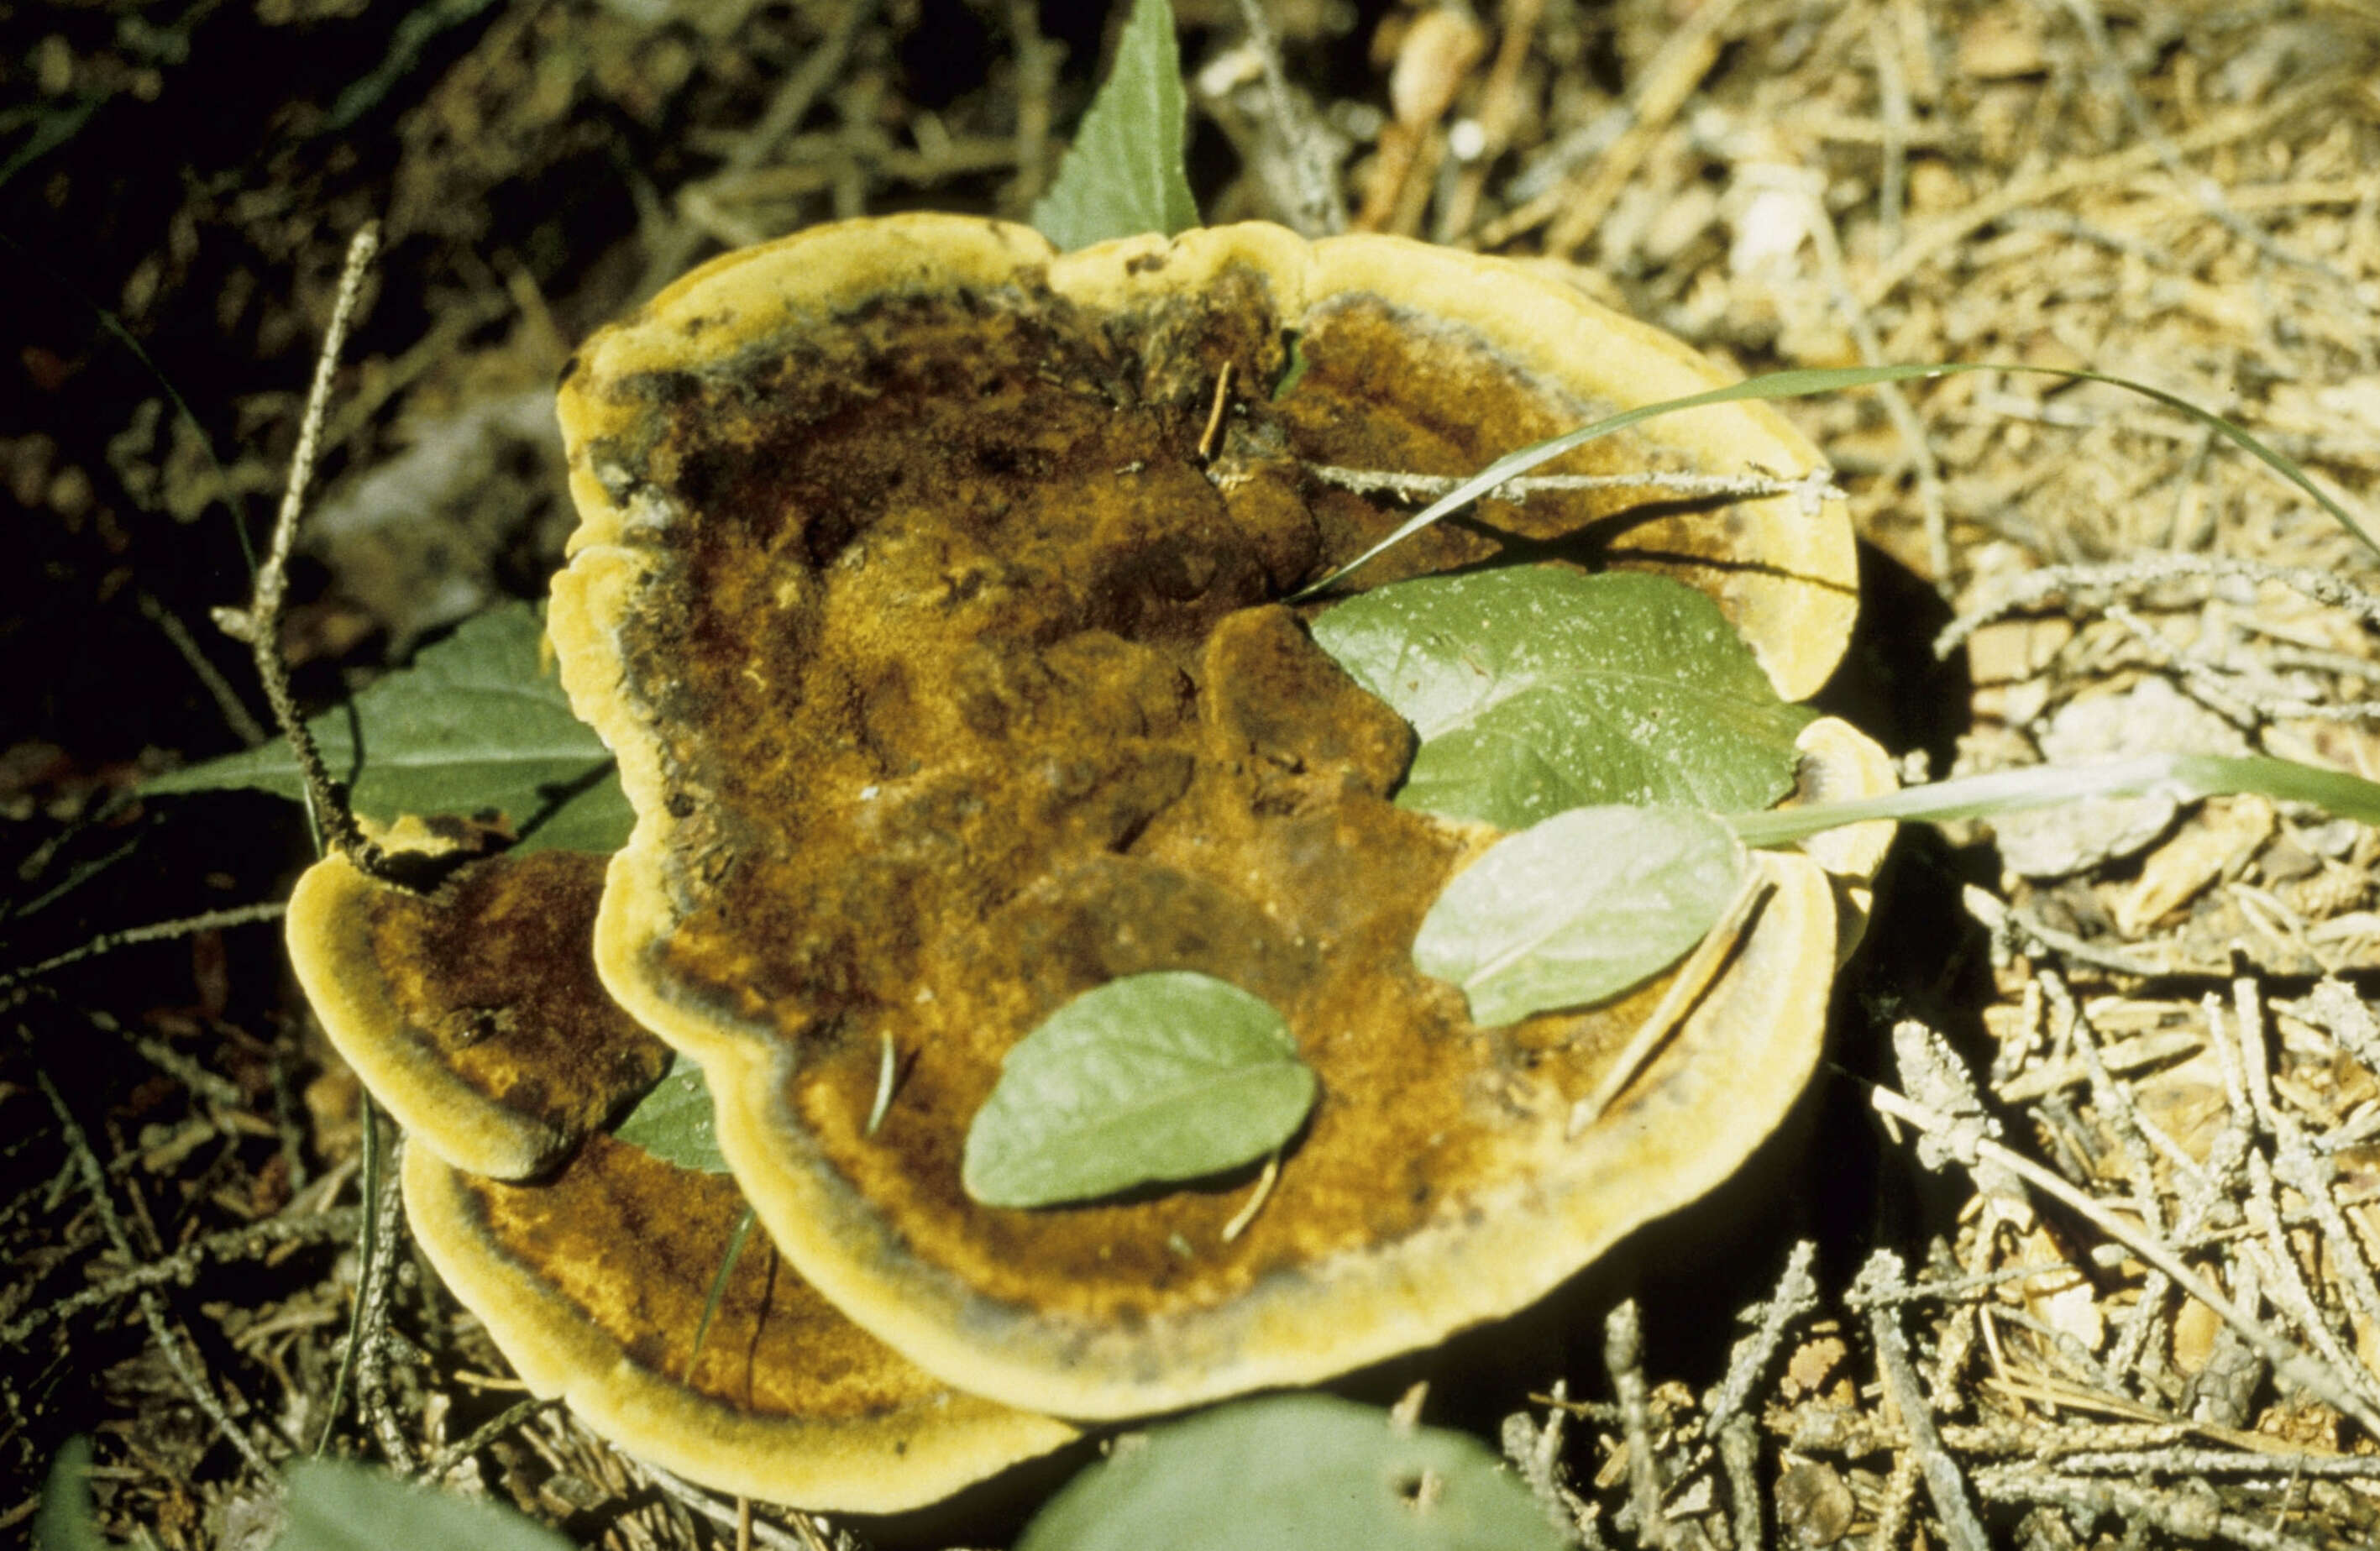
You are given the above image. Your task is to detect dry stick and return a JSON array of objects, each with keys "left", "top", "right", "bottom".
[
  {"left": 1802, "top": 186, "right": 1952, "bottom": 586},
  {"left": 2058, "top": 0, "right": 2361, "bottom": 300},
  {"left": 1439, "top": 0, "right": 1544, "bottom": 242},
  {"left": 1869, "top": 13, "right": 1910, "bottom": 258},
  {"left": 416, "top": 1396, "right": 560, "bottom": 1482},
  {"left": 636, "top": 0, "right": 877, "bottom": 296},
  {"left": 2219, "top": 981, "right": 2380, "bottom": 1420},
  {"left": 3, "top": 1205, "right": 362, "bottom": 1346},
  {"left": 1851, "top": 1250, "right": 1993, "bottom": 1551},
  {"left": 2236, "top": 980, "right": 2380, "bottom": 1357},
  {"left": 29, "top": 1061, "right": 281, "bottom": 1478},
  {"left": 1969, "top": 1463, "right": 2323, "bottom": 1551},
  {"left": 637, "top": 1460, "right": 832, "bottom": 1551},
  {"left": 138, "top": 589, "right": 268, "bottom": 747},
  {"left": 0, "top": 900, "right": 287, "bottom": 991},
  {"left": 1715, "top": 1417, "right": 1762, "bottom": 1551},
  {"left": 214, "top": 222, "right": 387, "bottom": 879},
  {"left": 1961, "top": 885, "right": 2168, "bottom": 981},
  {"left": 1303, "top": 464, "right": 1834, "bottom": 506},
  {"left": 1703, "top": 1239, "right": 1820, "bottom": 1433},
  {"left": 1858, "top": 76, "right": 2338, "bottom": 308},
  {"left": 1230, "top": 0, "right": 1345, "bottom": 235},
  {"left": 1869, "top": 1082, "right": 2380, "bottom": 1440},
  {"left": 1540, "top": 0, "right": 1741, "bottom": 258},
  {"left": 1602, "top": 1300, "right": 1667, "bottom": 1550},
  {"left": 1938, "top": 558, "right": 2380, "bottom": 656},
  {"left": 1868, "top": 1450, "right": 1924, "bottom": 1551},
  {"left": 1004, "top": 0, "right": 1057, "bottom": 214},
  {"left": 352, "top": 1131, "right": 417, "bottom": 1471}
]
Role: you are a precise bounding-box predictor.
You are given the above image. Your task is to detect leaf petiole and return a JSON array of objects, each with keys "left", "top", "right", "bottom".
[{"left": 1727, "top": 752, "right": 2380, "bottom": 851}]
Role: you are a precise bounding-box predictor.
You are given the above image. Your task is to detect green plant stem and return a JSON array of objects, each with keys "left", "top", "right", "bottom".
[{"left": 1727, "top": 753, "right": 2380, "bottom": 851}]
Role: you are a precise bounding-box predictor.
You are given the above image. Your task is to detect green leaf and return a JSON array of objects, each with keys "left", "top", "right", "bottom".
[
  {"left": 273, "top": 1458, "right": 573, "bottom": 1551},
  {"left": 611, "top": 1054, "right": 732, "bottom": 1173},
  {"left": 1415, "top": 805, "right": 1747, "bottom": 1026},
  {"left": 144, "top": 603, "right": 632, "bottom": 856},
  {"left": 962, "top": 972, "right": 1316, "bottom": 1209},
  {"left": 1030, "top": 0, "right": 1199, "bottom": 251},
  {"left": 35, "top": 1440, "right": 110, "bottom": 1551},
  {"left": 1015, "top": 1395, "right": 1570, "bottom": 1551},
  {"left": 1312, "top": 569, "right": 1812, "bottom": 831},
  {"left": 1292, "top": 360, "right": 2379, "bottom": 600}
]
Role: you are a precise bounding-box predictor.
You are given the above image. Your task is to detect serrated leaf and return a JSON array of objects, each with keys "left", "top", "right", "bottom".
[
  {"left": 144, "top": 603, "right": 631, "bottom": 855},
  {"left": 274, "top": 1458, "right": 573, "bottom": 1551},
  {"left": 962, "top": 972, "right": 1315, "bottom": 1209},
  {"left": 1015, "top": 1395, "right": 1569, "bottom": 1551},
  {"left": 1415, "top": 805, "right": 1746, "bottom": 1025},
  {"left": 611, "top": 1054, "right": 731, "bottom": 1173},
  {"left": 1311, "top": 569, "right": 1812, "bottom": 831},
  {"left": 1030, "top": 0, "right": 1199, "bottom": 251}
]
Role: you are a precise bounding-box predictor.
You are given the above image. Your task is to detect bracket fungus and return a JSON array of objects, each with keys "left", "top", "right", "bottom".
[
  {"left": 287, "top": 839, "right": 1076, "bottom": 1509},
  {"left": 536, "top": 212, "right": 1892, "bottom": 1424}
]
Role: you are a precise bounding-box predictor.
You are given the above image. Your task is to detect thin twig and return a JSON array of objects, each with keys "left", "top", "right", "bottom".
[
  {"left": 1230, "top": 0, "right": 1345, "bottom": 235},
  {"left": 1871, "top": 1080, "right": 2380, "bottom": 1439},
  {"left": 1304, "top": 463, "right": 1835, "bottom": 506},
  {"left": 1803, "top": 186, "right": 1950, "bottom": 585},
  {"left": 2, "top": 1205, "right": 362, "bottom": 1345},
  {"left": 29, "top": 1058, "right": 280, "bottom": 1479},
  {"left": 1853, "top": 1250, "right": 1992, "bottom": 1551},
  {"left": 1704, "top": 1239, "right": 1819, "bottom": 1433},
  {"left": 214, "top": 222, "right": 388, "bottom": 878},
  {"left": 1, "top": 900, "right": 287, "bottom": 991},
  {"left": 416, "top": 1396, "right": 563, "bottom": 1482},
  {"left": 1602, "top": 1299, "right": 1666, "bottom": 1549},
  {"left": 138, "top": 589, "right": 268, "bottom": 747},
  {"left": 639, "top": 0, "right": 878, "bottom": 294},
  {"left": 354, "top": 1129, "right": 417, "bottom": 1470}
]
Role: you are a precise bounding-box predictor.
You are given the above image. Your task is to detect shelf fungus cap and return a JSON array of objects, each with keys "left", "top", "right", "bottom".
[
  {"left": 548, "top": 216, "right": 1872, "bottom": 1418},
  {"left": 287, "top": 838, "right": 675, "bottom": 1180},
  {"left": 296, "top": 845, "right": 1072, "bottom": 1508}
]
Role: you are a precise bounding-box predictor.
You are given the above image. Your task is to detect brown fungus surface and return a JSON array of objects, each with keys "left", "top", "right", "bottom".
[
  {"left": 406, "top": 1134, "right": 1076, "bottom": 1511},
  {"left": 548, "top": 215, "right": 1878, "bottom": 1418},
  {"left": 294, "top": 843, "right": 1072, "bottom": 1507},
  {"left": 287, "top": 846, "right": 674, "bottom": 1180}
]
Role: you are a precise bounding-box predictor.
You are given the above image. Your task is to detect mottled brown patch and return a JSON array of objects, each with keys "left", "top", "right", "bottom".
[
  {"left": 550, "top": 218, "right": 1873, "bottom": 1417},
  {"left": 459, "top": 1134, "right": 934, "bottom": 1417},
  {"left": 406, "top": 1135, "right": 1071, "bottom": 1507},
  {"left": 362, "top": 851, "right": 674, "bottom": 1143}
]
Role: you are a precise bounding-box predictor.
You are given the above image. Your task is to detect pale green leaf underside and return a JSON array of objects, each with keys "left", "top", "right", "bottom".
[
  {"left": 144, "top": 603, "right": 632, "bottom": 856},
  {"left": 1029, "top": 0, "right": 1199, "bottom": 251},
  {"left": 1415, "top": 805, "right": 1747, "bottom": 1026},
  {"left": 1016, "top": 1394, "right": 1569, "bottom": 1551},
  {"left": 963, "top": 972, "right": 1315, "bottom": 1209},
  {"left": 275, "top": 1458, "right": 574, "bottom": 1551},
  {"left": 1311, "top": 569, "right": 1811, "bottom": 832},
  {"left": 611, "top": 1055, "right": 732, "bottom": 1174}
]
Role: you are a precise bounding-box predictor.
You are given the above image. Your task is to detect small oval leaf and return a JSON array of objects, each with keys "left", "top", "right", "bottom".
[
  {"left": 1311, "top": 569, "right": 1811, "bottom": 831},
  {"left": 1415, "top": 805, "right": 1747, "bottom": 1026},
  {"left": 962, "top": 972, "right": 1316, "bottom": 1209},
  {"left": 1015, "top": 1394, "right": 1570, "bottom": 1551},
  {"left": 611, "top": 1055, "right": 731, "bottom": 1173}
]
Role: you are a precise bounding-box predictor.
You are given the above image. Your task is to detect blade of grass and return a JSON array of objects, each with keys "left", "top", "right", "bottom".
[
  {"left": 684, "top": 1208, "right": 758, "bottom": 1379},
  {"left": 1287, "top": 363, "right": 2378, "bottom": 600},
  {"left": 1727, "top": 752, "right": 2380, "bottom": 850}
]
